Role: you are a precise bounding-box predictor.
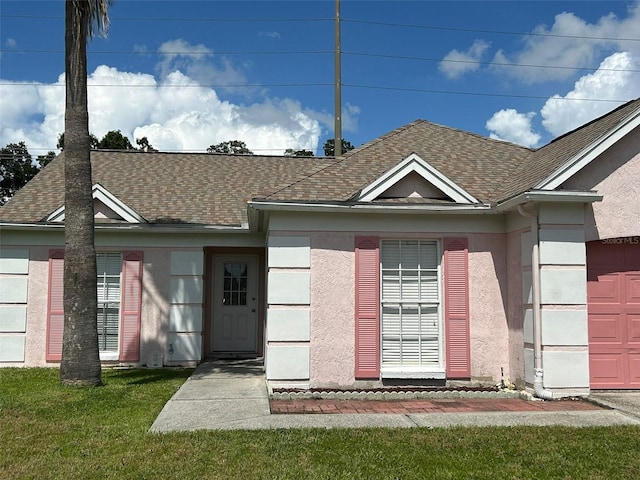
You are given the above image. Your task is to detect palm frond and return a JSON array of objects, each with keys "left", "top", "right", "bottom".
[{"left": 78, "top": 0, "right": 113, "bottom": 38}]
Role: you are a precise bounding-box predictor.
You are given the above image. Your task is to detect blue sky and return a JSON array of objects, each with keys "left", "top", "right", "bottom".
[{"left": 1, "top": 0, "right": 639, "bottom": 156}]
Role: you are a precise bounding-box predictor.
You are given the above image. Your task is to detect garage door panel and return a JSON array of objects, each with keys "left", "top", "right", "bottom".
[
  {"left": 588, "top": 240, "right": 640, "bottom": 389},
  {"left": 628, "top": 315, "right": 640, "bottom": 344},
  {"left": 627, "top": 275, "right": 640, "bottom": 303},
  {"left": 588, "top": 314, "right": 623, "bottom": 344},
  {"left": 589, "top": 354, "right": 626, "bottom": 388},
  {"left": 587, "top": 274, "right": 620, "bottom": 303},
  {"left": 629, "top": 354, "right": 640, "bottom": 387}
]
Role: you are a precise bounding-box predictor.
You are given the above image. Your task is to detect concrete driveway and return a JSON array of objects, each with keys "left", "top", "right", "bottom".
[{"left": 588, "top": 392, "right": 640, "bottom": 421}]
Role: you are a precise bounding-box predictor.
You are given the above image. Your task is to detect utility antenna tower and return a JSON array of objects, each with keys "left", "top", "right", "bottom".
[{"left": 334, "top": 0, "right": 342, "bottom": 156}]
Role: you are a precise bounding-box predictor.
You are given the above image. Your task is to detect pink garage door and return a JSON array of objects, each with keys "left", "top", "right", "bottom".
[{"left": 587, "top": 238, "right": 640, "bottom": 389}]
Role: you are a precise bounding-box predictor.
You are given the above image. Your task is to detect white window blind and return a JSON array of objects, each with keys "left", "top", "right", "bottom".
[
  {"left": 97, "top": 253, "right": 122, "bottom": 352},
  {"left": 381, "top": 240, "right": 441, "bottom": 367}
]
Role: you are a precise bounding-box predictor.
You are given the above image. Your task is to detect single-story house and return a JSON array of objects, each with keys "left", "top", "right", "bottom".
[{"left": 1, "top": 98, "right": 638, "bottom": 397}]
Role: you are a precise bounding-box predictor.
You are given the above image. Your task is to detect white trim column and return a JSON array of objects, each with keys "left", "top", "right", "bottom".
[
  {"left": 167, "top": 250, "right": 203, "bottom": 364},
  {"left": 0, "top": 249, "right": 29, "bottom": 363},
  {"left": 524, "top": 204, "right": 590, "bottom": 395},
  {"left": 266, "top": 235, "right": 311, "bottom": 387}
]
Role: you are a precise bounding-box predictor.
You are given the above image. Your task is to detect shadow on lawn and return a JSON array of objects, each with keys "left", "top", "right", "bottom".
[{"left": 105, "top": 367, "right": 194, "bottom": 386}]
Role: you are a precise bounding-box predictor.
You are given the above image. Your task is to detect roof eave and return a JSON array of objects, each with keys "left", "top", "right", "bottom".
[
  {"left": 0, "top": 222, "right": 251, "bottom": 233},
  {"left": 248, "top": 199, "right": 493, "bottom": 214},
  {"left": 534, "top": 104, "right": 640, "bottom": 190},
  {"left": 494, "top": 190, "right": 603, "bottom": 212}
]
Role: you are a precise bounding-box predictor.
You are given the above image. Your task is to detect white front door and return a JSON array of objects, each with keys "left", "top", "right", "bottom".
[{"left": 212, "top": 255, "right": 259, "bottom": 354}]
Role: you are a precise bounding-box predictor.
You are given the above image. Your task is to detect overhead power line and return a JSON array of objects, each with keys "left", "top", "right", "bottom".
[
  {"left": 1, "top": 14, "right": 333, "bottom": 23},
  {"left": 3, "top": 14, "right": 639, "bottom": 42},
  {"left": 2, "top": 48, "right": 639, "bottom": 74},
  {"left": 342, "top": 84, "right": 630, "bottom": 103},
  {"left": 341, "top": 19, "right": 640, "bottom": 42},
  {"left": 0, "top": 80, "right": 630, "bottom": 105}
]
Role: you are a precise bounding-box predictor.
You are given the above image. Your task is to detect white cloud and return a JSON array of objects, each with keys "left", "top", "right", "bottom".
[
  {"left": 491, "top": 3, "right": 640, "bottom": 83},
  {"left": 541, "top": 52, "right": 640, "bottom": 136},
  {"left": 439, "top": 40, "right": 491, "bottom": 79},
  {"left": 156, "top": 39, "right": 248, "bottom": 94},
  {"left": 0, "top": 63, "right": 324, "bottom": 155},
  {"left": 486, "top": 109, "right": 541, "bottom": 148},
  {"left": 4, "top": 38, "right": 17, "bottom": 48}
]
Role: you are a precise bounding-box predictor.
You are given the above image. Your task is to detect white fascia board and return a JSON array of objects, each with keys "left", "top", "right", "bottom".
[
  {"left": 358, "top": 153, "right": 480, "bottom": 204},
  {"left": 535, "top": 107, "right": 640, "bottom": 190},
  {"left": 495, "top": 190, "right": 603, "bottom": 212},
  {"left": 248, "top": 200, "right": 492, "bottom": 215},
  {"left": 46, "top": 183, "right": 146, "bottom": 223},
  {"left": 0, "top": 222, "right": 249, "bottom": 233}
]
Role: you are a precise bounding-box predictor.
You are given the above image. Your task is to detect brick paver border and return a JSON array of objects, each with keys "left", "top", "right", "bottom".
[{"left": 269, "top": 398, "right": 604, "bottom": 415}]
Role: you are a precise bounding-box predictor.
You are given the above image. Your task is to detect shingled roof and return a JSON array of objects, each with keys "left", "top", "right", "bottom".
[
  {"left": 496, "top": 97, "right": 640, "bottom": 201},
  {"left": 258, "top": 120, "right": 533, "bottom": 204},
  {"left": 0, "top": 151, "right": 335, "bottom": 226},
  {"left": 1, "top": 98, "right": 637, "bottom": 226}
]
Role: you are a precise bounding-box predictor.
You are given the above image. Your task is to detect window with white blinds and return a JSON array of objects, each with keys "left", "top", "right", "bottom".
[
  {"left": 97, "top": 253, "right": 122, "bottom": 352},
  {"left": 381, "top": 240, "right": 441, "bottom": 367}
]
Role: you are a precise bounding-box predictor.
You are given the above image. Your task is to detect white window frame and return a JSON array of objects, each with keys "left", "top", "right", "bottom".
[
  {"left": 96, "top": 252, "right": 122, "bottom": 361},
  {"left": 380, "top": 239, "right": 446, "bottom": 379}
]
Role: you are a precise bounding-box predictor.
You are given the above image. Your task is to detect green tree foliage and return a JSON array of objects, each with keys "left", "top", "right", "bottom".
[
  {"left": 0, "top": 142, "right": 47, "bottom": 205},
  {"left": 323, "top": 138, "right": 355, "bottom": 156},
  {"left": 37, "top": 151, "right": 57, "bottom": 168},
  {"left": 207, "top": 140, "right": 253, "bottom": 155},
  {"left": 58, "top": 131, "right": 156, "bottom": 152},
  {"left": 96, "top": 129, "right": 135, "bottom": 150},
  {"left": 284, "top": 148, "right": 314, "bottom": 157},
  {"left": 135, "top": 136, "right": 157, "bottom": 152}
]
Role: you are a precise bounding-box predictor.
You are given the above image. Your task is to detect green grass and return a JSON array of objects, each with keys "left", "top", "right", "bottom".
[{"left": 1, "top": 368, "right": 639, "bottom": 479}]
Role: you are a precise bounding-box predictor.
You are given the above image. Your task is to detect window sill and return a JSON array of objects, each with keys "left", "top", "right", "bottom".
[
  {"left": 99, "top": 351, "right": 119, "bottom": 362},
  {"left": 380, "top": 367, "right": 446, "bottom": 380}
]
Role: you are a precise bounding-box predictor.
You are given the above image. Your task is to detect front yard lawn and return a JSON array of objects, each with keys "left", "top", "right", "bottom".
[{"left": 1, "top": 368, "right": 639, "bottom": 479}]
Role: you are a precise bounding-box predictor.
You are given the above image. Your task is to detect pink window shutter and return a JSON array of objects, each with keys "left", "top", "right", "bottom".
[
  {"left": 46, "top": 250, "right": 65, "bottom": 362},
  {"left": 119, "top": 251, "right": 143, "bottom": 362},
  {"left": 355, "top": 236, "right": 380, "bottom": 378},
  {"left": 444, "top": 238, "right": 471, "bottom": 378}
]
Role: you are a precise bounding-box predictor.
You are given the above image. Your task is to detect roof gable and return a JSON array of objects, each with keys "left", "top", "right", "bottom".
[
  {"left": 46, "top": 183, "right": 146, "bottom": 223},
  {"left": 535, "top": 104, "right": 640, "bottom": 190},
  {"left": 495, "top": 98, "right": 640, "bottom": 201},
  {"left": 357, "top": 153, "right": 480, "bottom": 204}
]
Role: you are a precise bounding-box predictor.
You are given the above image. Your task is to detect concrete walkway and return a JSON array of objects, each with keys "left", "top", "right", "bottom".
[{"left": 150, "top": 361, "right": 640, "bottom": 432}]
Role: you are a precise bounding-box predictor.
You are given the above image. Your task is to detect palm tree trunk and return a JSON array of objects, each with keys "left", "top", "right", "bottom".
[{"left": 60, "top": 0, "right": 101, "bottom": 386}]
